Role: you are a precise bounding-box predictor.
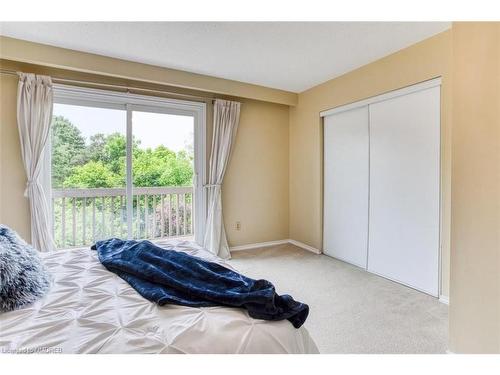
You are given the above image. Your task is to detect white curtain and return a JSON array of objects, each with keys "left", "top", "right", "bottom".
[
  {"left": 203, "top": 99, "right": 241, "bottom": 259},
  {"left": 17, "top": 73, "right": 56, "bottom": 252}
]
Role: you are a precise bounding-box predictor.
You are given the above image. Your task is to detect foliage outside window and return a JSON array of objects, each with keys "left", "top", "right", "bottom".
[{"left": 51, "top": 115, "right": 194, "bottom": 189}]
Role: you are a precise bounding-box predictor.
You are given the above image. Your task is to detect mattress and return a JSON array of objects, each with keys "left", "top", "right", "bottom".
[{"left": 0, "top": 240, "right": 318, "bottom": 354}]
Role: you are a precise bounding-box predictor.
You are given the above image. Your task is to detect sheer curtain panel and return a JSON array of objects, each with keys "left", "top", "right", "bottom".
[
  {"left": 203, "top": 99, "right": 241, "bottom": 259},
  {"left": 17, "top": 73, "right": 56, "bottom": 252}
]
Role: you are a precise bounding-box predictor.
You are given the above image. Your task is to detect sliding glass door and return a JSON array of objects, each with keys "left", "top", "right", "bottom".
[
  {"left": 129, "top": 109, "right": 195, "bottom": 241},
  {"left": 50, "top": 86, "right": 206, "bottom": 249},
  {"left": 51, "top": 103, "right": 127, "bottom": 248}
]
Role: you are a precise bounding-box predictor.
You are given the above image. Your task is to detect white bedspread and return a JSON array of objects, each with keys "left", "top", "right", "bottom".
[{"left": 0, "top": 240, "right": 318, "bottom": 354}]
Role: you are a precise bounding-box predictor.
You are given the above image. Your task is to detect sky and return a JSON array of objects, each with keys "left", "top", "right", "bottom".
[{"left": 53, "top": 103, "right": 194, "bottom": 152}]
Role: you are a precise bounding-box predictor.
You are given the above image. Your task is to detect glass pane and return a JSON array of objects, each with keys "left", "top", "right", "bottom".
[
  {"left": 51, "top": 103, "right": 127, "bottom": 248},
  {"left": 131, "top": 111, "right": 194, "bottom": 240}
]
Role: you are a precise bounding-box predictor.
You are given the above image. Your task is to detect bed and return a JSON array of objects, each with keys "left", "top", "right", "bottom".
[{"left": 0, "top": 240, "right": 319, "bottom": 354}]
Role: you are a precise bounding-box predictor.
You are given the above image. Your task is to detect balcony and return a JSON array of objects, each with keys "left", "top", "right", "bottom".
[{"left": 52, "top": 186, "right": 193, "bottom": 249}]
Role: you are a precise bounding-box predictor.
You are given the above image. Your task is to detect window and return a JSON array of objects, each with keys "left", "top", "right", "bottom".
[{"left": 49, "top": 85, "right": 206, "bottom": 249}]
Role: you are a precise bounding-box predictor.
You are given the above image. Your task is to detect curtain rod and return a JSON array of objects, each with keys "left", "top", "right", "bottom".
[{"left": 0, "top": 68, "right": 218, "bottom": 102}]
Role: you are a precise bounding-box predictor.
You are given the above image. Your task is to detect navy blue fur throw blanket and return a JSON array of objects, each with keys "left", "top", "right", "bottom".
[{"left": 92, "top": 239, "right": 309, "bottom": 328}]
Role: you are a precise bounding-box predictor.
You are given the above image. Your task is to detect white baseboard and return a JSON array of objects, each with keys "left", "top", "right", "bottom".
[
  {"left": 229, "top": 239, "right": 322, "bottom": 255},
  {"left": 229, "top": 239, "right": 289, "bottom": 252},
  {"left": 287, "top": 239, "right": 322, "bottom": 254},
  {"left": 439, "top": 295, "right": 449, "bottom": 305}
]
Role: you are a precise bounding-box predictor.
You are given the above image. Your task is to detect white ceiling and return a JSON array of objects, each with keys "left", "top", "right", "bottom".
[{"left": 0, "top": 22, "right": 450, "bottom": 92}]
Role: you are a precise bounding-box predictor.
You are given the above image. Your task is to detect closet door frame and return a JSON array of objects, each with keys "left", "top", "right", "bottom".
[
  {"left": 320, "top": 77, "right": 442, "bottom": 297},
  {"left": 320, "top": 78, "right": 442, "bottom": 118}
]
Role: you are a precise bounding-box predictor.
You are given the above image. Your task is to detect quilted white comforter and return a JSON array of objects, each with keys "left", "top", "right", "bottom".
[{"left": 0, "top": 240, "right": 318, "bottom": 354}]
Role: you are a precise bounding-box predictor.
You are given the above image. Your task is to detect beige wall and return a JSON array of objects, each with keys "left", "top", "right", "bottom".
[
  {"left": 0, "top": 73, "right": 31, "bottom": 240},
  {"left": 223, "top": 99, "right": 289, "bottom": 245},
  {"left": 0, "top": 60, "right": 290, "bottom": 248},
  {"left": 289, "top": 31, "right": 453, "bottom": 296},
  {"left": 449, "top": 22, "right": 500, "bottom": 354}
]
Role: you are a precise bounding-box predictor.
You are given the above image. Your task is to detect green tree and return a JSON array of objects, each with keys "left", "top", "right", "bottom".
[
  {"left": 52, "top": 116, "right": 193, "bottom": 189},
  {"left": 158, "top": 149, "right": 193, "bottom": 186},
  {"left": 86, "top": 133, "right": 107, "bottom": 163},
  {"left": 51, "top": 116, "right": 87, "bottom": 188},
  {"left": 63, "top": 161, "right": 120, "bottom": 188},
  {"left": 132, "top": 146, "right": 193, "bottom": 187}
]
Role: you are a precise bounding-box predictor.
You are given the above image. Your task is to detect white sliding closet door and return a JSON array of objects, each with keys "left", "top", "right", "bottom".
[
  {"left": 323, "top": 106, "right": 369, "bottom": 268},
  {"left": 368, "top": 86, "right": 440, "bottom": 296}
]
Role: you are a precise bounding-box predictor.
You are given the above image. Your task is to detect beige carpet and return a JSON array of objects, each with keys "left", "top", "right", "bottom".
[{"left": 228, "top": 244, "right": 448, "bottom": 354}]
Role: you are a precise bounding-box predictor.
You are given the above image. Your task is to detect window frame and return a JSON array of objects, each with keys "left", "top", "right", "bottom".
[{"left": 49, "top": 84, "right": 207, "bottom": 245}]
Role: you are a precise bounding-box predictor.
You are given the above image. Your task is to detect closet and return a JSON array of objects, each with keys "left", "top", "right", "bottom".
[{"left": 322, "top": 79, "right": 441, "bottom": 296}]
